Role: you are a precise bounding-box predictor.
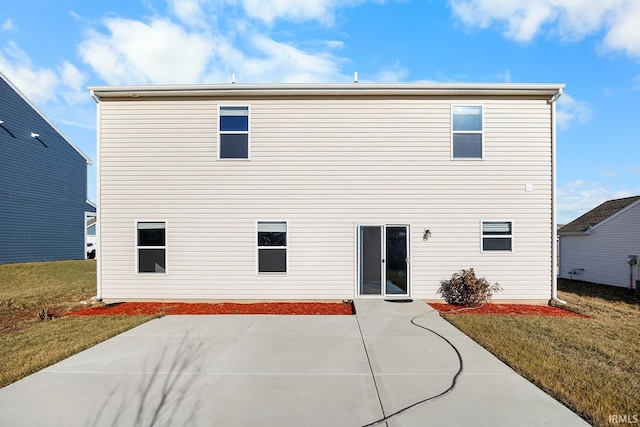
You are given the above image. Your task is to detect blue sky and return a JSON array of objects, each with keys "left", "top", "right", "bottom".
[{"left": 1, "top": 0, "right": 639, "bottom": 223}]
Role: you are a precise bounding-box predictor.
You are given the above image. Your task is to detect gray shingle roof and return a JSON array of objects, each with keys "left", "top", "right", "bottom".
[{"left": 559, "top": 195, "right": 640, "bottom": 233}]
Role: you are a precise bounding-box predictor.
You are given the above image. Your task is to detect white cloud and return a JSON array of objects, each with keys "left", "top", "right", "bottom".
[
  {"left": 169, "top": 0, "right": 385, "bottom": 27},
  {"left": 2, "top": 19, "right": 15, "bottom": 31},
  {"left": 600, "top": 167, "right": 620, "bottom": 178},
  {"left": 556, "top": 93, "right": 592, "bottom": 129},
  {"left": 449, "top": 0, "right": 640, "bottom": 58},
  {"left": 0, "top": 41, "right": 85, "bottom": 105},
  {"left": 240, "top": 0, "right": 362, "bottom": 25},
  {"left": 566, "top": 179, "right": 585, "bottom": 189},
  {"left": 76, "top": 10, "right": 356, "bottom": 85},
  {"left": 78, "top": 18, "right": 214, "bottom": 84},
  {"left": 74, "top": 1, "right": 415, "bottom": 87},
  {"left": 167, "top": 0, "right": 211, "bottom": 27},
  {"left": 324, "top": 40, "right": 345, "bottom": 49},
  {"left": 59, "top": 61, "right": 88, "bottom": 104},
  {"left": 557, "top": 180, "right": 635, "bottom": 223},
  {"left": 365, "top": 62, "right": 410, "bottom": 82},
  {"left": 602, "top": 0, "right": 640, "bottom": 57},
  {"left": 496, "top": 69, "right": 511, "bottom": 83},
  {"left": 240, "top": 34, "right": 346, "bottom": 82}
]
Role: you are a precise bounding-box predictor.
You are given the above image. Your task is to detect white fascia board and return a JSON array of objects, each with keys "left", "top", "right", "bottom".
[
  {"left": 1, "top": 72, "right": 93, "bottom": 165},
  {"left": 89, "top": 82, "right": 566, "bottom": 101}
]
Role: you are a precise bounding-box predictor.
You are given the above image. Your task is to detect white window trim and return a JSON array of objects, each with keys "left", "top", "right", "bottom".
[
  {"left": 480, "top": 220, "right": 513, "bottom": 253},
  {"left": 256, "top": 220, "right": 288, "bottom": 275},
  {"left": 218, "top": 104, "right": 251, "bottom": 161},
  {"left": 451, "top": 104, "right": 484, "bottom": 160},
  {"left": 135, "top": 220, "right": 168, "bottom": 275}
]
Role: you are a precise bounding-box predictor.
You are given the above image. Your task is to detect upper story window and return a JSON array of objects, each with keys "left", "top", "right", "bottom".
[
  {"left": 219, "top": 106, "right": 249, "bottom": 159},
  {"left": 452, "top": 105, "right": 483, "bottom": 159},
  {"left": 482, "top": 221, "right": 512, "bottom": 252},
  {"left": 137, "top": 222, "right": 166, "bottom": 273}
]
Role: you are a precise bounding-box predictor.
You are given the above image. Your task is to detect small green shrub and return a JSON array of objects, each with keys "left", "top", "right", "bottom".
[{"left": 437, "top": 268, "right": 501, "bottom": 306}]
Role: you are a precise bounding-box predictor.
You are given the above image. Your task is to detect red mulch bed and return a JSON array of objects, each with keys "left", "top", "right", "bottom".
[
  {"left": 428, "top": 303, "right": 588, "bottom": 318},
  {"left": 66, "top": 302, "right": 354, "bottom": 316}
]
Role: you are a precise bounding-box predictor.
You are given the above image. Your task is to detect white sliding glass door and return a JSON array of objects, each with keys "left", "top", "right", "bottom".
[{"left": 357, "top": 225, "right": 409, "bottom": 297}]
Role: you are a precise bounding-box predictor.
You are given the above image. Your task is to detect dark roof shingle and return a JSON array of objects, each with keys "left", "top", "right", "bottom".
[{"left": 559, "top": 195, "right": 640, "bottom": 233}]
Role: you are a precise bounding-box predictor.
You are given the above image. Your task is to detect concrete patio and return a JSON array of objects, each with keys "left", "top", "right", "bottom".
[{"left": 0, "top": 299, "right": 589, "bottom": 426}]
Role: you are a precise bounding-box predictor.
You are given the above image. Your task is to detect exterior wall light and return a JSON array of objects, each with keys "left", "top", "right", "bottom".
[{"left": 423, "top": 229, "right": 431, "bottom": 241}]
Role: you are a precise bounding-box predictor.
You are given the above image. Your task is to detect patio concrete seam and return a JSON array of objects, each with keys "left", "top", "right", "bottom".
[
  {"left": 41, "top": 370, "right": 205, "bottom": 375},
  {"left": 355, "top": 312, "right": 388, "bottom": 426},
  {"left": 202, "top": 372, "right": 373, "bottom": 376},
  {"left": 358, "top": 305, "right": 465, "bottom": 427}
]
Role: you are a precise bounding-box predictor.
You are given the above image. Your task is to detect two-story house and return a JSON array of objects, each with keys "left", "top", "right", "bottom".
[
  {"left": 0, "top": 72, "right": 94, "bottom": 264},
  {"left": 90, "top": 82, "right": 564, "bottom": 303}
]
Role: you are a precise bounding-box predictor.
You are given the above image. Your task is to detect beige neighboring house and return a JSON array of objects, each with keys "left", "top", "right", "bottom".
[
  {"left": 90, "top": 82, "right": 564, "bottom": 303},
  {"left": 559, "top": 195, "right": 640, "bottom": 289}
]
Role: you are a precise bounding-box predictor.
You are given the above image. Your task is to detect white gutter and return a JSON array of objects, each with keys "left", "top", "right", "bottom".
[
  {"left": 550, "top": 87, "right": 566, "bottom": 305},
  {"left": 89, "top": 82, "right": 566, "bottom": 100},
  {"left": 89, "top": 89, "right": 99, "bottom": 104}
]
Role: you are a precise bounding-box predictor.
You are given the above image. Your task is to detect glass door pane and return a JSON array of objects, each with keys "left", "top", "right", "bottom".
[
  {"left": 385, "top": 226, "right": 408, "bottom": 296},
  {"left": 359, "top": 226, "right": 383, "bottom": 295}
]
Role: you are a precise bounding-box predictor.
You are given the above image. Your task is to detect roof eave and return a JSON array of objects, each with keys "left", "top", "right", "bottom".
[
  {"left": 558, "top": 231, "right": 589, "bottom": 236},
  {"left": 88, "top": 82, "right": 566, "bottom": 100}
]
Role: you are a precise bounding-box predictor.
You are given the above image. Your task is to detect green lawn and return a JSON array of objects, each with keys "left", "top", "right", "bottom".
[
  {"left": 0, "top": 260, "right": 153, "bottom": 388},
  {"left": 442, "top": 279, "right": 640, "bottom": 427}
]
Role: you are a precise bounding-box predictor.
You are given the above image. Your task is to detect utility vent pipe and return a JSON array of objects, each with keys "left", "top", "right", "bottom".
[{"left": 628, "top": 255, "right": 638, "bottom": 290}]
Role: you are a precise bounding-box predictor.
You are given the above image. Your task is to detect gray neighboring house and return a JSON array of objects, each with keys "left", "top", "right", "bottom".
[
  {"left": 558, "top": 196, "right": 640, "bottom": 288},
  {"left": 0, "top": 72, "right": 94, "bottom": 264}
]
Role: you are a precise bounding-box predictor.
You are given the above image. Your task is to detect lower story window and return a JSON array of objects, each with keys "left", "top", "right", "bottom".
[
  {"left": 137, "top": 222, "right": 166, "bottom": 273},
  {"left": 482, "top": 221, "right": 512, "bottom": 251},
  {"left": 257, "top": 221, "right": 287, "bottom": 273}
]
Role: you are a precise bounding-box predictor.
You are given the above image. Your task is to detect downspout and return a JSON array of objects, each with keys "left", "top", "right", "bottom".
[
  {"left": 550, "top": 87, "right": 566, "bottom": 305},
  {"left": 90, "top": 89, "right": 102, "bottom": 301}
]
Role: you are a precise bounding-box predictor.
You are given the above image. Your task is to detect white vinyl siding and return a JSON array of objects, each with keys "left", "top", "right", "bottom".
[
  {"left": 559, "top": 203, "right": 640, "bottom": 288},
  {"left": 98, "top": 97, "right": 553, "bottom": 301}
]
